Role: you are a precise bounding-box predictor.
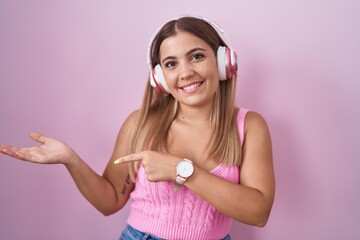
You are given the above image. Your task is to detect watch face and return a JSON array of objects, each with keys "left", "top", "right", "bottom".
[{"left": 176, "top": 160, "right": 194, "bottom": 178}]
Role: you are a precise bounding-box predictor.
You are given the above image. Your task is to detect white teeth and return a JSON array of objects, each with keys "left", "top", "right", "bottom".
[{"left": 182, "top": 82, "right": 201, "bottom": 90}]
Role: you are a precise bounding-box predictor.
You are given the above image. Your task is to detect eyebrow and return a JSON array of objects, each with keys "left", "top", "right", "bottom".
[{"left": 161, "top": 47, "right": 206, "bottom": 64}]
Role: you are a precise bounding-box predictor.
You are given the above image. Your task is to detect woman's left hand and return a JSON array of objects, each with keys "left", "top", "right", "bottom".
[{"left": 114, "top": 151, "right": 181, "bottom": 182}]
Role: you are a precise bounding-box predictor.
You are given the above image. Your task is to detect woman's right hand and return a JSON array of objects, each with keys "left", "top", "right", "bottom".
[{"left": 0, "top": 132, "right": 75, "bottom": 165}]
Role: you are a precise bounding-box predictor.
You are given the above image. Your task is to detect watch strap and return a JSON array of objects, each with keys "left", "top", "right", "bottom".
[{"left": 174, "top": 175, "right": 186, "bottom": 191}]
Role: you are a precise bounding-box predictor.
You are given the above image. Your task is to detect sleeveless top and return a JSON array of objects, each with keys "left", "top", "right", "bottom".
[{"left": 127, "top": 108, "right": 249, "bottom": 240}]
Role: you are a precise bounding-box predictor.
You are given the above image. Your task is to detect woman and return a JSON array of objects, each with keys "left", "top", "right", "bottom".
[{"left": 0, "top": 16, "right": 275, "bottom": 240}]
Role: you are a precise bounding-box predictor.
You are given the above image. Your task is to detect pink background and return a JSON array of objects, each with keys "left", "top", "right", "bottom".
[{"left": 1, "top": 1, "right": 359, "bottom": 239}]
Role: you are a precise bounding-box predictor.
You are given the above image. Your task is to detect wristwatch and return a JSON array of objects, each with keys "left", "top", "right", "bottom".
[{"left": 174, "top": 159, "right": 194, "bottom": 191}]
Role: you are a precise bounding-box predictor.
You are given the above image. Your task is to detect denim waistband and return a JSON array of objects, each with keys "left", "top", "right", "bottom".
[
  {"left": 119, "top": 224, "right": 164, "bottom": 240},
  {"left": 119, "top": 224, "right": 231, "bottom": 240}
]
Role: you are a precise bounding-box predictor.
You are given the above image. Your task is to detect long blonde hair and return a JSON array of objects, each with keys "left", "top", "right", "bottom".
[{"left": 130, "top": 17, "right": 241, "bottom": 171}]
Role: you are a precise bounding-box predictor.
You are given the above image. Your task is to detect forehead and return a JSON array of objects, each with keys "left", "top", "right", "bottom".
[{"left": 159, "top": 31, "right": 211, "bottom": 59}]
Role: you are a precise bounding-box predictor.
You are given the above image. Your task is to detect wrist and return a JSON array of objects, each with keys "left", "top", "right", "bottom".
[{"left": 63, "top": 148, "right": 78, "bottom": 167}]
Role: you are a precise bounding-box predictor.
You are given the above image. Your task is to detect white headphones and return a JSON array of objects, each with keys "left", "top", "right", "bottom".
[{"left": 147, "top": 16, "right": 237, "bottom": 95}]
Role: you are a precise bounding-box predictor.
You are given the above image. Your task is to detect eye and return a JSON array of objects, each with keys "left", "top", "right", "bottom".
[
  {"left": 164, "top": 61, "right": 177, "bottom": 69},
  {"left": 191, "top": 53, "right": 205, "bottom": 61}
]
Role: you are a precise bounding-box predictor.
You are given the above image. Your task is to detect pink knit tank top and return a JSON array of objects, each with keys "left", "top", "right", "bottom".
[{"left": 127, "top": 108, "right": 249, "bottom": 240}]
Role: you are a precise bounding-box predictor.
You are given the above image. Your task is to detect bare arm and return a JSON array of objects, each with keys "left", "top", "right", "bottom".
[
  {"left": 67, "top": 111, "right": 140, "bottom": 215},
  {"left": 0, "top": 111, "right": 140, "bottom": 216}
]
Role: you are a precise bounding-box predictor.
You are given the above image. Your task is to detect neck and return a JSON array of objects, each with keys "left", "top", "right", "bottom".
[{"left": 176, "top": 103, "right": 213, "bottom": 125}]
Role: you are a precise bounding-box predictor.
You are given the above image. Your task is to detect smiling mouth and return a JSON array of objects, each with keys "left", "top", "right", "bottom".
[{"left": 180, "top": 81, "right": 204, "bottom": 90}]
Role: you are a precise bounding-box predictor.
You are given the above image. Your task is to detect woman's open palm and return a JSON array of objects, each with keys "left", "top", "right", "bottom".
[{"left": 0, "top": 132, "right": 74, "bottom": 165}]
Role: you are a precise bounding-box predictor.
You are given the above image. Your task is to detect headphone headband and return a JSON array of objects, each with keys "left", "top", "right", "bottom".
[{"left": 147, "top": 15, "right": 234, "bottom": 70}]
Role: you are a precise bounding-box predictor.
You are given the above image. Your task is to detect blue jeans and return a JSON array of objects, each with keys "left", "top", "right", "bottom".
[{"left": 119, "top": 224, "right": 231, "bottom": 240}]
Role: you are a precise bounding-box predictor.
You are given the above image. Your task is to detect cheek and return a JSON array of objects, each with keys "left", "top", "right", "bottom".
[
  {"left": 163, "top": 71, "right": 178, "bottom": 87},
  {"left": 200, "top": 59, "right": 219, "bottom": 79},
  {"left": 203, "top": 67, "right": 220, "bottom": 84}
]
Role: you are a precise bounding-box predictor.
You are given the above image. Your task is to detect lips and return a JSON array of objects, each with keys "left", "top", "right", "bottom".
[{"left": 180, "top": 81, "right": 204, "bottom": 91}]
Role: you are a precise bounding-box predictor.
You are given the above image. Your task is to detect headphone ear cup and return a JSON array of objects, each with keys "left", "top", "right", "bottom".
[
  {"left": 229, "top": 49, "right": 238, "bottom": 78},
  {"left": 217, "top": 46, "right": 227, "bottom": 80},
  {"left": 151, "top": 64, "right": 170, "bottom": 95},
  {"left": 217, "top": 46, "right": 237, "bottom": 80}
]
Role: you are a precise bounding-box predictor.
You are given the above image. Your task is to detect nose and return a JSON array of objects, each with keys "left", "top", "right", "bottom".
[{"left": 178, "top": 61, "right": 194, "bottom": 80}]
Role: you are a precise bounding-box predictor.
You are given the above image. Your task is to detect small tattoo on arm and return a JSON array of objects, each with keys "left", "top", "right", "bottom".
[
  {"left": 120, "top": 174, "right": 131, "bottom": 195},
  {"left": 125, "top": 174, "right": 131, "bottom": 184},
  {"left": 120, "top": 184, "right": 128, "bottom": 195}
]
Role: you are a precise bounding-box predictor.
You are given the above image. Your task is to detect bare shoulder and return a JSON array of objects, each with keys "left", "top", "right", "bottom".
[
  {"left": 122, "top": 110, "right": 141, "bottom": 128},
  {"left": 241, "top": 110, "right": 274, "bottom": 192},
  {"left": 242, "top": 110, "right": 272, "bottom": 162},
  {"left": 118, "top": 110, "right": 141, "bottom": 136},
  {"left": 244, "top": 111, "right": 270, "bottom": 136}
]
